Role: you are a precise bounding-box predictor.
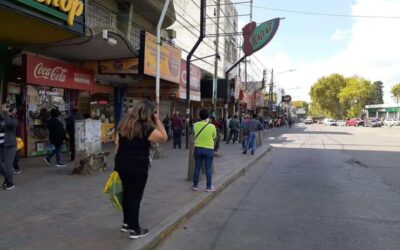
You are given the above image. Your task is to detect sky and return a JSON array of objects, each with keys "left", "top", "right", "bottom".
[{"left": 236, "top": 0, "right": 400, "bottom": 103}]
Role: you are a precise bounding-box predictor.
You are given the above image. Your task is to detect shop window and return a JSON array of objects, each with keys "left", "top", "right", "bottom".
[{"left": 86, "top": 0, "right": 116, "bottom": 28}]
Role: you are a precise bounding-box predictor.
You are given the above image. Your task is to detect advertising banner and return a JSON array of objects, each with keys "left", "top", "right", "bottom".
[
  {"left": 25, "top": 54, "right": 94, "bottom": 92},
  {"left": 178, "top": 60, "right": 201, "bottom": 101},
  {"left": 143, "top": 32, "right": 181, "bottom": 83},
  {"left": 99, "top": 58, "right": 138, "bottom": 74},
  {"left": 255, "top": 92, "right": 265, "bottom": 107}
]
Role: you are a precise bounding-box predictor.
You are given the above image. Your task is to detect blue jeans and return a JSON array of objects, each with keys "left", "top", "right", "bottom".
[
  {"left": 245, "top": 132, "right": 257, "bottom": 153},
  {"left": 173, "top": 129, "right": 182, "bottom": 148},
  {"left": 193, "top": 147, "right": 214, "bottom": 189},
  {"left": 47, "top": 145, "right": 62, "bottom": 164},
  {"left": 227, "top": 129, "right": 238, "bottom": 143}
]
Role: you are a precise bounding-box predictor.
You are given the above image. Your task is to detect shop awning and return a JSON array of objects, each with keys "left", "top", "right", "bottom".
[{"left": 27, "top": 28, "right": 138, "bottom": 62}]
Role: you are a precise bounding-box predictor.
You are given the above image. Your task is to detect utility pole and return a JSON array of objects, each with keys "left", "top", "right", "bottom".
[
  {"left": 268, "top": 69, "right": 274, "bottom": 117},
  {"left": 212, "top": 0, "right": 220, "bottom": 111},
  {"left": 185, "top": 0, "right": 205, "bottom": 149}
]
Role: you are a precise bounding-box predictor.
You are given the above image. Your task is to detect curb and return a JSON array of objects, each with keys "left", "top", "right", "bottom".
[{"left": 132, "top": 145, "right": 273, "bottom": 250}]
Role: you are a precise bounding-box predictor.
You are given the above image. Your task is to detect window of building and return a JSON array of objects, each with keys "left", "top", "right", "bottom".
[
  {"left": 129, "top": 23, "right": 143, "bottom": 50},
  {"left": 86, "top": 0, "right": 116, "bottom": 28}
]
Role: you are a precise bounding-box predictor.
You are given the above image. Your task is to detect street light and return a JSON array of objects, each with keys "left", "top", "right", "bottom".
[{"left": 268, "top": 69, "right": 296, "bottom": 117}]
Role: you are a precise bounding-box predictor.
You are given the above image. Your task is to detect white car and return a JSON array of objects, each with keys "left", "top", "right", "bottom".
[
  {"left": 337, "top": 120, "right": 346, "bottom": 126},
  {"left": 384, "top": 119, "right": 400, "bottom": 126},
  {"left": 324, "top": 119, "right": 337, "bottom": 126}
]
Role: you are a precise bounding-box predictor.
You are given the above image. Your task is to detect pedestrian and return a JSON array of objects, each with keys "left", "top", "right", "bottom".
[
  {"left": 192, "top": 109, "right": 217, "bottom": 192},
  {"left": 243, "top": 113, "right": 263, "bottom": 155},
  {"left": 241, "top": 115, "right": 250, "bottom": 150},
  {"left": 171, "top": 113, "right": 184, "bottom": 149},
  {"left": 162, "top": 114, "right": 170, "bottom": 141},
  {"left": 227, "top": 115, "right": 240, "bottom": 144},
  {"left": 66, "top": 108, "right": 83, "bottom": 162},
  {"left": 114, "top": 99, "right": 167, "bottom": 239},
  {"left": 211, "top": 115, "right": 221, "bottom": 155},
  {"left": 13, "top": 137, "right": 24, "bottom": 174},
  {"left": 1, "top": 104, "right": 18, "bottom": 190},
  {"left": 44, "top": 109, "right": 66, "bottom": 167}
]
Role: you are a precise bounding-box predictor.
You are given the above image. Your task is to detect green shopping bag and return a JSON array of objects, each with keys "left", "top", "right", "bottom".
[{"left": 103, "top": 171, "right": 123, "bottom": 212}]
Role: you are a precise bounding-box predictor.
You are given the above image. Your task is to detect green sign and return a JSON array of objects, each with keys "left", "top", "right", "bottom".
[
  {"left": 386, "top": 107, "right": 399, "bottom": 113},
  {"left": 242, "top": 18, "right": 280, "bottom": 56}
]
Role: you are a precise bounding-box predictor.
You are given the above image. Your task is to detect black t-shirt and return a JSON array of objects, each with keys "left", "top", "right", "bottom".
[{"left": 114, "top": 123, "right": 155, "bottom": 174}]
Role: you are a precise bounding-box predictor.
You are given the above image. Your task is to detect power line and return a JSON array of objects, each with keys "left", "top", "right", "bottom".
[{"left": 251, "top": 5, "right": 400, "bottom": 19}]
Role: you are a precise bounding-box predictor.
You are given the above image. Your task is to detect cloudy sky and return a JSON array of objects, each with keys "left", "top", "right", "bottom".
[{"left": 237, "top": 0, "right": 400, "bottom": 103}]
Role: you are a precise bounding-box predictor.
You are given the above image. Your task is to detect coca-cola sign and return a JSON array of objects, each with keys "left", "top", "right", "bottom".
[{"left": 25, "top": 54, "right": 93, "bottom": 91}]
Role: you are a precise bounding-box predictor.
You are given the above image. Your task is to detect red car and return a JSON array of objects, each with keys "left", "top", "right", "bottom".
[{"left": 346, "top": 118, "right": 365, "bottom": 127}]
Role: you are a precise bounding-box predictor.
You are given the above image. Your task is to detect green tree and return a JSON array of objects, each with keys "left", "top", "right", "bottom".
[
  {"left": 391, "top": 83, "right": 400, "bottom": 100},
  {"left": 291, "top": 101, "right": 309, "bottom": 113},
  {"left": 309, "top": 73, "right": 347, "bottom": 118},
  {"left": 339, "top": 77, "right": 374, "bottom": 118},
  {"left": 309, "top": 102, "right": 327, "bottom": 117},
  {"left": 366, "top": 81, "right": 384, "bottom": 104}
]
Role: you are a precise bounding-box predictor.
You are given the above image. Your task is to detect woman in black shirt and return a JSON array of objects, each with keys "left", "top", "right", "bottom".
[{"left": 115, "top": 99, "right": 167, "bottom": 239}]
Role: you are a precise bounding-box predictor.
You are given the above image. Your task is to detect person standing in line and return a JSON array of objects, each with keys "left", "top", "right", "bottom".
[
  {"left": 1, "top": 104, "right": 18, "bottom": 190},
  {"left": 162, "top": 115, "right": 171, "bottom": 141},
  {"left": 243, "top": 113, "right": 263, "bottom": 155},
  {"left": 192, "top": 109, "right": 217, "bottom": 192},
  {"left": 115, "top": 99, "right": 167, "bottom": 239},
  {"left": 227, "top": 115, "right": 240, "bottom": 144},
  {"left": 44, "top": 109, "right": 66, "bottom": 167},
  {"left": 171, "top": 113, "right": 184, "bottom": 149}
]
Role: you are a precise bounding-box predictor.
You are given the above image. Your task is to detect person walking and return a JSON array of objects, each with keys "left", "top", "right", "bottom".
[
  {"left": 115, "top": 99, "right": 167, "bottom": 239},
  {"left": 241, "top": 115, "right": 250, "bottom": 150},
  {"left": 162, "top": 114, "right": 171, "bottom": 141},
  {"left": 1, "top": 104, "right": 18, "bottom": 190},
  {"left": 44, "top": 109, "right": 66, "bottom": 167},
  {"left": 192, "top": 109, "right": 217, "bottom": 192},
  {"left": 227, "top": 115, "right": 240, "bottom": 144},
  {"left": 171, "top": 113, "right": 184, "bottom": 149},
  {"left": 243, "top": 113, "right": 263, "bottom": 155}
]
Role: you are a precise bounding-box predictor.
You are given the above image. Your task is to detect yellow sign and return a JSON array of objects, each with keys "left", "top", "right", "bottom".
[
  {"left": 144, "top": 32, "right": 181, "bottom": 84},
  {"left": 36, "top": 0, "right": 84, "bottom": 26},
  {"left": 99, "top": 58, "right": 138, "bottom": 74}
]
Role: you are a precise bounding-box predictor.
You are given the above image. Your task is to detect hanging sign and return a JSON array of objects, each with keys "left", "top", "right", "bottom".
[
  {"left": 242, "top": 18, "right": 280, "bottom": 56},
  {"left": 282, "top": 95, "right": 292, "bottom": 103}
]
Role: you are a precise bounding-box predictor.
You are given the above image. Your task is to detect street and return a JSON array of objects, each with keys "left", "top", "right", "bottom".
[{"left": 158, "top": 124, "right": 400, "bottom": 250}]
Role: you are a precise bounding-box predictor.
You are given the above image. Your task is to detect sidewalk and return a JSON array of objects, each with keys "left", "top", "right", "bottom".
[{"left": 0, "top": 128, "right": 288, "bottom": 250}]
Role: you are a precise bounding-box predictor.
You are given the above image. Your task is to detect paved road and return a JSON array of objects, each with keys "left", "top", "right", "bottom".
[{"left": 157, "top": 124, "right": 400, "bottom": 250}]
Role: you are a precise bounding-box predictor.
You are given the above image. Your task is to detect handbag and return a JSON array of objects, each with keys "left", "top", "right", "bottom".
[{"left": 103, "top": 171, "right": 123, "bottom": 212}]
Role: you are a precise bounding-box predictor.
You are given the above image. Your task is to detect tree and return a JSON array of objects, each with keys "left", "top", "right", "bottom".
[
  {"left": 339, "top": 77, "right": 374, "bottom": 118},
  {"left": 309, "top": 73, "right": 347, "bottom": 118},
  {"left": 366, "top": 81, "right": 384, "bottom": 104},
  {"left": 391, "top": 83, "right": 400, "bottom": 101},
  {"left": 291, "top": 101, "right": 309, "bottom": 113}
]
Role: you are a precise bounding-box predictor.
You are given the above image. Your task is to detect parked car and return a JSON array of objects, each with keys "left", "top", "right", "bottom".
[
  {"left": 384, "top": 119, "right": 400, "bottom": 126},
  {"left": 305, "top": 118, "right": 313, "bottom": 124},
  {"left": 337, "top": 120, "right": 346, "bottom": 126},
  {"left": 346, "top": 118, "right": 365, "bottom": 127},
  {"left": 324, "top": 119, "right": 337, "bottom": 126},
  {"left": 367, "top": 119, "right": 382, "bottom": 127}
]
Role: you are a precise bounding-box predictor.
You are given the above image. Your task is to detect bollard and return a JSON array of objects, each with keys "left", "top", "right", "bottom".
[
  {"left": 256, "top": 130, "right": 263, "bottom": 146},
  {"left": 239, "top": 129, "right": 243, "bottom": 143}
]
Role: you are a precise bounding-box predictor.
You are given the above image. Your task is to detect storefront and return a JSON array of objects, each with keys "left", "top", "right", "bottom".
[
  {"left": 91, "top": 83, "right": 115, "bottom": 143},
  {"left": 18, "top": 54, "right": 94, "bottom": 157}
]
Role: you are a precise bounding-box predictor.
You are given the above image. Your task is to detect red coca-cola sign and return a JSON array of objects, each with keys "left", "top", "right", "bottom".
[{"left": 25, "top": 54, "right": 94, "bottom": 92}]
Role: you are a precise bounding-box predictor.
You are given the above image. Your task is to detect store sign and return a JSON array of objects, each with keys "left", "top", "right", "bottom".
[
  {"left": 25, "top": 54, "right": 94, "bottom": 92},
  {"left": 16, "top": 0, "right": 84, "bottom": 26},
  {"left": 242, "top": 18, "right": 280, "bottom": 56},
  {"left": 178, "top": 60, "right": 201, "bottom": 101},
  {"left": 282, "top": 95, "right": 292, "bottom": 103},
  {"left": 255, "top": 93, "right": 265, "bottom": 107},
  {"left": 99, "top": 58, "right": 138, "bottom": 74},
  {"left": 143, "top": 32, "right": 181, "bottom": 84}
]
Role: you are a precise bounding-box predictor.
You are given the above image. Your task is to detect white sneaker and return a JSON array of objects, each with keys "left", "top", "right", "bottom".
[{"left": 56, "top": 163, "right": 67, "bottom": 167}]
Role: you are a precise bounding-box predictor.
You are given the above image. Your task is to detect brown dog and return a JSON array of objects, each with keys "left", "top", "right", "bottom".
[{"left": 72, "top": 152, "right": 110, "bottom": 175}]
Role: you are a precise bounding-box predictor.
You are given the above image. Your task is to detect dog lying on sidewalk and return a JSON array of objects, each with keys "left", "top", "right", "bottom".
[{"left": 72, "top": 152, "right": 110, "bottom": 175}]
